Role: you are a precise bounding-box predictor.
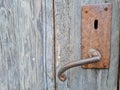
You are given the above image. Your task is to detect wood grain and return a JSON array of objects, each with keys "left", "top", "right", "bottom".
[
  {"left": 54, "top": 0, "right": 120, "bottom": 90},
  {"left": 0, "top": 0, "right": 54, "bottom": 90},
  {"left": 81, "top": 3, "right": 112, "bottom": 68},
  {"left": 0, "top": 0, "right": 119, "bottom": 90}
]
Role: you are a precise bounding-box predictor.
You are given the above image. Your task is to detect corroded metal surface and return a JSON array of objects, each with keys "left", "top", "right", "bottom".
[{"left": 81, "top": 3, "right": 112, "bottom": 68}]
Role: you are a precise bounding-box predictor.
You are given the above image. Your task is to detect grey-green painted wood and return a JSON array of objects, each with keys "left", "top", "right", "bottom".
[
  {"left": 0, "top": 0, "right": 119, "bottom": 90},
  {"left": 55, "top": 0, "right": 120, "bottom": 90},
  {"left": 0, "top": 0, "right": 54, "bottom": 90}
]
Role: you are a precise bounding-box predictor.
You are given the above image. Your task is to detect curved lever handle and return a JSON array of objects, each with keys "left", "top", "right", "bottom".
[{"left": 58, "top": 49, "right": 101, "bottom": 81}]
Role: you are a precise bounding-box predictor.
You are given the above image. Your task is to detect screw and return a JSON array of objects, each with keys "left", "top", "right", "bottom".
[
  {"left": 104, "top": 7, "right": 108, "bottom": 11},
  {"left": 85, "top": 10, "right": 88, "bottom": 13}
]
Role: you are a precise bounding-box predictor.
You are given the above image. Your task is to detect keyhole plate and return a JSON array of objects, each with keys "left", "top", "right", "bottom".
[{"left": 81, "top": 3, "right": 112, "bottom": 68}]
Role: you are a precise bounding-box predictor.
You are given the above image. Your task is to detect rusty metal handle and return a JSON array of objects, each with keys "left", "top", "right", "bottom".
[{"left": 58, "top": 49, "right": 101, "bottom": 81}]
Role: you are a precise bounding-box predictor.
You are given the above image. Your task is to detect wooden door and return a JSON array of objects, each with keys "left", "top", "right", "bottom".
[
  {"left": 54, "top": 0, "right": 120, "bottom": 90},
  {"left": 0, "top": 0, "right": 119, "bottom": 90},
  {"left": 0, "top": 0, "right": 54, "bottom": 90}
]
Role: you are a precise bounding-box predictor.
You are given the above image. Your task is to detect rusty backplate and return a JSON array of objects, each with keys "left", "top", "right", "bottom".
[{"left": 81, "top": 3, "right": 112, "bottom": 68}]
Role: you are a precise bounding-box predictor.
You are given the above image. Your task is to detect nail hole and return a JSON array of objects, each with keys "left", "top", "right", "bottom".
[
  {"left": 104, "top": 7, "right": 108, "bottom": 11},
  {"left": 105, "top": 1, "right": 108, "bottom": 3},
  {"left": 94, "top": 20, "right": 98, "bottom": 30},
  {"left": 85, "top": 10, "right": 88, "bottom": 13}
]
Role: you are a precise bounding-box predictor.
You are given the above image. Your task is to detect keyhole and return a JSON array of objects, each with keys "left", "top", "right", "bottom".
[{"left": 94, "top": 20, "right": 98, "bottom": 30}]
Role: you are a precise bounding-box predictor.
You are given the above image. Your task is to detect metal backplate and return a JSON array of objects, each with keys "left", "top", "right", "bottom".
[{"left": 81, "top": 3, "right": 112, "bottom": 68}]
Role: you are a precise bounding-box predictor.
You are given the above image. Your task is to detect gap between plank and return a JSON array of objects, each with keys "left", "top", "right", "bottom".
[{"left": 52, "top": 0, "right": 57, "bottom": 89}]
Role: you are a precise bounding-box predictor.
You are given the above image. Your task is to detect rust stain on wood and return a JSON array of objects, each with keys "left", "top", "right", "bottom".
[{"left": 81, "top": 3, "right": 112, "bottom": 68}]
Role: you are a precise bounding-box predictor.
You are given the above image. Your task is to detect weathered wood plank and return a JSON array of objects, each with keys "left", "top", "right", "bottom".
[
  {"left": 0, "top": 0, "right": 54, "bottom": 90},
  {"left": 55, "top": 0, "right": 120, "bottom": 90}
]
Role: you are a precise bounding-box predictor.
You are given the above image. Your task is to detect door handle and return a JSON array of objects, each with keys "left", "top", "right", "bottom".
[{"left": 58, "top": 49, "right": 101, "bottom": 81}]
